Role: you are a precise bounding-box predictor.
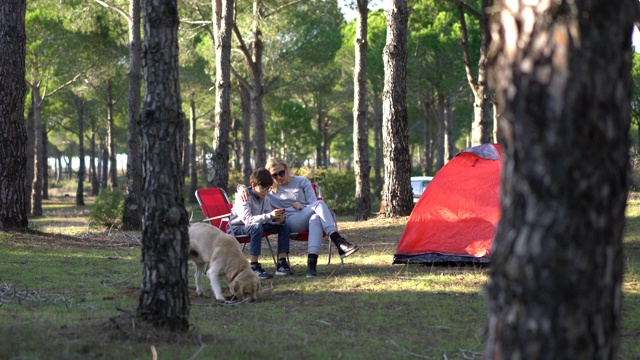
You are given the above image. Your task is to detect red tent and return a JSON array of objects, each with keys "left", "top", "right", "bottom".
[{"left": 393, "top": 144, "right": 502, "bottom": 264}]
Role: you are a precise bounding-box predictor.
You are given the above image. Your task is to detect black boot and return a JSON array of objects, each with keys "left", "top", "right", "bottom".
[
  {"left": 332, "top": 236, "right": 359, "bottom": 259},
  {"left": 307, "top": 254, "right": 318, "bottom": 277}
]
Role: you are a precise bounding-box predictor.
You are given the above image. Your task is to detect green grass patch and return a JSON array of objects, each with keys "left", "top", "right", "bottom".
[{"left": 0, "top": 195, "right": 639, "bottom": 358}]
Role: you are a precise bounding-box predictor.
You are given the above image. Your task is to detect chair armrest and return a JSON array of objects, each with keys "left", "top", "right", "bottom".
[{"left": 202, "top": 213, "right": 232, "bottom": 222}]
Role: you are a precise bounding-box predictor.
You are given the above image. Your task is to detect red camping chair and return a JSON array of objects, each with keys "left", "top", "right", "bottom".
[
  {"left": 194, "top": 188, "right": 277, "bottom": 266},
  {"left": 289, "top": 183, "right": 341, "bottom": 267}
]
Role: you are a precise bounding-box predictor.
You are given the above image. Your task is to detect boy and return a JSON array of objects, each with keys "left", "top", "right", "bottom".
[{"left": 228, "top": 168, "right": 293, "bottom": 279}]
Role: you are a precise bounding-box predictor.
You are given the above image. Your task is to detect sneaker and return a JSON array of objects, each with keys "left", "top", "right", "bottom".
[
  {"left": 275, "top": 260, "right": 294, "bottom": 276},
  {"left": 251, "top": 263, "right": 272, "bottom": 279},
  {"left": 334, "top": 237, "right": 360, "bottom": 259}
]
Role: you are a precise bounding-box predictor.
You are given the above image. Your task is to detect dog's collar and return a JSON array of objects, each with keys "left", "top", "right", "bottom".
[{"left": 228, "top": 268, "right": 243, "bottom": 284}]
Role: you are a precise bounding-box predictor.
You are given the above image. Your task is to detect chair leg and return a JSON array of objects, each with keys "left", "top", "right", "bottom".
[
  {"left": 327, "top": 237, "right": 333, "bottom": 265},
  {"left": 264, "top": 235, "right": 277, "bottom": 267}
]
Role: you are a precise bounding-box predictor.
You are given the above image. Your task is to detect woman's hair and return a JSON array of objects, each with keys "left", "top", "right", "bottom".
[{"left": 265, "top": 157, "right": 290, "bottom": 191}]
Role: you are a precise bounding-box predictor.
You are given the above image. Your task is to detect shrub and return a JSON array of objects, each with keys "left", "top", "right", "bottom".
[
  {"left": 300, "top": 168, "right": 356, "bottom": 216},
  {"left": 89, "top": 188, "right": 124, "bottom": 229}
]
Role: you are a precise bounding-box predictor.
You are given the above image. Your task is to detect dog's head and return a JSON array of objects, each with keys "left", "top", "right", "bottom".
[{"left": 230, "top": 269, "right": 261, "bottom": 302}]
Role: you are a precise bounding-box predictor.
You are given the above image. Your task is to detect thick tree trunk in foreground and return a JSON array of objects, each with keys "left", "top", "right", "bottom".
[
  {"left": 0, "top": 0, "right": 28, "bottom": 230},
  {"left": 138, "top": 0, "right": 190, "bottom": 332},
  {"left": 485, "top": 1, "right": 634, "bottom": 358},
  {"left": 382, "top": 0, "right": 412, "bottom": 217}
]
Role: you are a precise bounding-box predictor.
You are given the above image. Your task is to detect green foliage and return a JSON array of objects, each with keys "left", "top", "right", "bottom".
[
  {"left": 293, "top": 166, "right": 356, "bottom": 215},
  {"left": 89, "top": 188, "right": 124, "bottom": 229},
  {"left": 268, "top": 101, "right": 320, "bottom": 163}
]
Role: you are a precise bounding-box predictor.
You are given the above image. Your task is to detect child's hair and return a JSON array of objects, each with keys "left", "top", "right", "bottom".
[{"left": 250, "top": 168, "right": 274, "bottom": 188}]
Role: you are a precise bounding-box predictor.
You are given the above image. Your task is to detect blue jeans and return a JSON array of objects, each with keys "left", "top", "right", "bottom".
[{"left": 230, "top": 222, "right": 290, "bottom": 256}]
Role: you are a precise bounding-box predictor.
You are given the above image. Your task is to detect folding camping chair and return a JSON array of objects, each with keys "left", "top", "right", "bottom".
[
  {"left": 194, "top": 187, "right": 277, "bottom": 266},
  {"left": 288, "top": 183, "right": 341, "bottom": 267}
]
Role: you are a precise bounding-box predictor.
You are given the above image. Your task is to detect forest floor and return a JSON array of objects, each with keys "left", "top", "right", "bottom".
[{"left": 1, "top": 192, "right": 639, "bottom": 359}]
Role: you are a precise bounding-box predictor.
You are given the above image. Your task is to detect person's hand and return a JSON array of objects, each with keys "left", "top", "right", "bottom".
[
  {"left": 292, "top": 202, "right": 305, "bottom": 211},
  {"left": 237, "top": 185, "right": 249, "bottom": 202},
  {"left": 270, "top": 209, "right": 285, "bottom": 223}
]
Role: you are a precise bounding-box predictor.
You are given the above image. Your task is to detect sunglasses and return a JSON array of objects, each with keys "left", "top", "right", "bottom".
[{"left": 271, "top": 169, "right": 286, "bottom": 178}]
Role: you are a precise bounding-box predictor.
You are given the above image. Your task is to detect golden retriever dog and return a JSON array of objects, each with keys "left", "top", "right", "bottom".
[{"left": 188, "top": 222, "right": 260, "bottom": 302}]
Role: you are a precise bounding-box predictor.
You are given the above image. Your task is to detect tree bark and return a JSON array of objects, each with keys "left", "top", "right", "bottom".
[
  {"left": 24, "top": 90, "right": 34, "bottom": 213},
  {"left": 208, "top": 0, "right": 234, "bottom": 192},
  {"left": 188, "top": 95, "right": 198, "bottom": 204},
  {"left": 372, "top": 93, "right": 383, "bottom": 199},
  {"left": 485, "top": 1, "right": 633, "bottom": 357},
  {"left": 354, "top": 0, "right": 371, "bottom": 221},
  {"left": 457, "top": 0, "right": 493, "bottom": 145},
  {"left": 238, "top": 82, "right": 252, "bottom": 185},
  {"left": 123, "top": 0, "right": 143, "bottom": 231},
  {"left": 107, "top": 79, "right": 118, "bottom": 190},
  {"left": 90, "top": 123, "right": 99, "bottom": 196},
  {"left": 382, "top": 0, "right": 412, "bottom": 217},
  {"left": 0, "top": 0, "right": 28, "bottom": 230},
  {"left": 41, "top": 123, "right": 49, "bottom": 200},
  {"left": 30, "top": 83, "right": 43, "bottom": 216},
  {"left": 75, "top": 100, "right": 86, "bottom": 206},
  {"left": 137, "top": 0, "right": 190, "bottom": 331}
]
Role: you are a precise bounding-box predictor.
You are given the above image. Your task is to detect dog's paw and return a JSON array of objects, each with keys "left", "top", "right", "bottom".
[{"left": 196, "top": 290, "right": 204, "bottom": 297}]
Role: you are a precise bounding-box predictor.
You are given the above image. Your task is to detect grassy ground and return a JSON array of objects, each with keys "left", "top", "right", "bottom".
[{"left": 1, "top": 191, "right": 639, "bottom": 359}]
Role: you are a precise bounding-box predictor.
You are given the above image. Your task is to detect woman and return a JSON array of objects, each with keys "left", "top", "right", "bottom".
[{"left": 238, "top": 157, "right": 359, "bottom": 277}]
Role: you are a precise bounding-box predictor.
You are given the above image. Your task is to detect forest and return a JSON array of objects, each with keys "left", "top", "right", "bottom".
[
  {"left": 2, "top": 0, "right": 639, "bottom": 358},
  {"left": 13, "top": 0, "right": 492, "bottom": 220}
]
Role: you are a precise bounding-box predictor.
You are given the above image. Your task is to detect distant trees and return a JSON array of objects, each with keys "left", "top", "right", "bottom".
[
  {"left": 486, "top": 0, "right": 633, "bottom": 357},
  {"left": 0, "top": 0, "right": 28, "bottom": 230}
]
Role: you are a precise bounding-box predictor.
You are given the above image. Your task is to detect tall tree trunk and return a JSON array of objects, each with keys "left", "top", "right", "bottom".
[
  {"left": 188, "top": 95, "right": 198, "bottom": 204},
  {"left": 354, "top": 0, "right": 371, "bottom": 221},
  {"left": 41, "top": 123, "right": 49, "bottom": 199},
  {"left": 55, "top": 150, "right": 62, "bottom": 183},
  {"left": 107, "top": 79, "right": 118, "bottom": 189},
  {"left": 138, "top": 0, "right": 190, "bottom": 332},
  {"left": 485, "top": 1, "right": 633, "bottom": 357},
  {"left": 208, "top": 0, "right": 234, "bottom": 192},
  {"left": 100, "top": 143, "right": 108, "bottom": 189},
  {"left": 76, "top": 100, "right": 86, "bottom": 206},
  {"left": 372, "top": 93, "right": 383, "bottom": 199},
  {"left": 182, "top": 114, "right": 190, "bottom": 178},
  {"left": 238, "top": 82, "right": 252, "bottom": 185},
  {"left": 314, "top": 111, "right": 323, "bottom": 168},
  {"left": 420, "top": 93, "right": 433, "bottom": 175},
  {"left": 435, "top": 91, "right": 445, "bottom": 170},
  {"left": 251, "top": 1, "right": 266, "bottom": 167},
  {"left": 25, "top": 91, "right": 34, "bottom": 213},
  {"left": 0, "top": 0, "right": 28, "bottom": 230},
  {"left": 444, "top": 96, "right": 455, "bottom": 160},
  {"left": 30, "top": 83, "right": 43, "bottom": 216},
  {"left": 90, "top": 124, "right": 99, "bottom": 196},
  {"left": 123, "top": 0, "right": 143, "bottom": 231},
  {"left": 382, "top": 0, "right": 411, "bottom": 217},
  {"left": 457, "top": 0, "right": 493, "bottom": 145}
]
